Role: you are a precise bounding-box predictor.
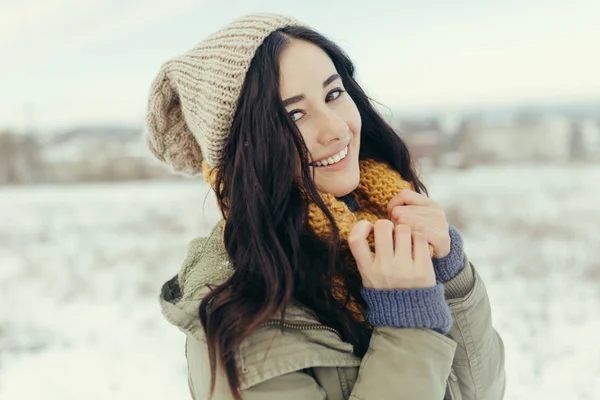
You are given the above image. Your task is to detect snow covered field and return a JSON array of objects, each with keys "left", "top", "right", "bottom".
[{"left": 1, "top": 163, "right": 599, "bottom": 399}]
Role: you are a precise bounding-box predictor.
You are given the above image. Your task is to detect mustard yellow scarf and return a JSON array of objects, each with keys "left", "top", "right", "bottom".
[{"left": 203, "top": 158, "right": 431, "bottom": 323}]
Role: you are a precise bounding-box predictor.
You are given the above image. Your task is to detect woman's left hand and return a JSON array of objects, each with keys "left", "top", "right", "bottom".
[{"left": 387, "top": 189, "right": 451, "bottom": 259}]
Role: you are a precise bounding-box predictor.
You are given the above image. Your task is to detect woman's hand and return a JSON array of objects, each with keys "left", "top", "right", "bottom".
[
  {"left": 387, "top": 189, "right": 451, "bottom": 259},
  {"left": 348, "top": 219, "right": 436, "bottom": 289}
]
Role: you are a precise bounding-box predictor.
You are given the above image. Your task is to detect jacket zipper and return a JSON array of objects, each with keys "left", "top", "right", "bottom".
[{"left": 260, "top": 320, "right": 342, "bottom": 339}]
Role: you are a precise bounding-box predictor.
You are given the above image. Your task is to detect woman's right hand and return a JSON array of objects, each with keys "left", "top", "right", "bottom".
[{"left": 348, "top": 219, "right": 436, "bottom": 289}]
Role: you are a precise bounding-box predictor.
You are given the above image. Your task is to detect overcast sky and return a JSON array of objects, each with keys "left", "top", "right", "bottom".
[{"left": 1, "top": 0, "right": 599, "bottom": 132}]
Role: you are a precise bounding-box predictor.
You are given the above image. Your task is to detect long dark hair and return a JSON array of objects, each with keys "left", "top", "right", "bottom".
[{"left": 198, "top": 25, "right": 427, "bottom": 399}]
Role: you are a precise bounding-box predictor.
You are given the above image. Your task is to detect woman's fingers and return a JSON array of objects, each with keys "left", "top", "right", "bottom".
[
  {"left": 394, "top": 223, "right": 412, "bottom": 261},
  {"left": 373, "top": 219, "right": 394, "bottom": 262},
  {"left": 348, "top": 220, "right": 375, "bottom": 270},
  {"left": 412, "top": 230, "right": 430, "bottom": 264},
  {"left": 350, "top": 219, "right": 436, "bottom": 289},
  {"left": 387, "top": 189, "right": 436, "bottom": 215},
  {"left": 412, "top": 230, "right": 436, "bottom": 287}
]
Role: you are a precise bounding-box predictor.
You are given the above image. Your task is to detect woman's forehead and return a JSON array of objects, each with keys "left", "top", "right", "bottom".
[{"left": 279, "top": 40, "right": 337, "bottom": 97}]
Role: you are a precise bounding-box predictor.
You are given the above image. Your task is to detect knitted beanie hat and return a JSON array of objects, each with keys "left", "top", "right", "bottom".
[{"left": 145, "top": 13, "right": 304, "bottom": 174}]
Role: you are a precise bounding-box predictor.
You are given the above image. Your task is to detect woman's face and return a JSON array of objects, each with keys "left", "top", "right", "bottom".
[{"left": 279, "top": 39, "right": 362, "bottom": 198}]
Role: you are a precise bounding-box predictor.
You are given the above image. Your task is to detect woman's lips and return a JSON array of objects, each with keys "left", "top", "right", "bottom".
[{"left": 314, "top": 145, "right": 351, "bottom": 172}]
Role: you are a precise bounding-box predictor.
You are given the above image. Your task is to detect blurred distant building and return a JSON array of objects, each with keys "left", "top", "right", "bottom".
[
  {"left": 579, "top": 118, "right": 600, "bottom": 161},
  {"left": 0, "top": 126, "right": 176, "bottom": 185},
  {"left": 0, "top": 131, "right": 44, "bottom": 184},
  {"left": 457, "top": 114, "right": 571, "bottom": 164},
  {"left": 395, "top": 110, "right": 600, "bottom": 168},
  {"left": 40, "top": 125, "right": 173, "bottom": 182}
]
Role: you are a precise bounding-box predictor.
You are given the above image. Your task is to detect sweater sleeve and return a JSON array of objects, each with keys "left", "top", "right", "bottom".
[
  {"left": 360, "top": 283, "right": 453, "bottom": 335},
  {"left": 432, "top": 225, "right": 465, "bottom": 283}
]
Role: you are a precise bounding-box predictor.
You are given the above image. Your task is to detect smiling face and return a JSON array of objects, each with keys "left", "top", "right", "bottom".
[{"left": 278, "top": 39, "right": 362, "bottom": 198}]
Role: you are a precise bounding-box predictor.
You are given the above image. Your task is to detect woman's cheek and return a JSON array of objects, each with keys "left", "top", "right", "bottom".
[{"left": 340, "top": 99, "right": 361, "bottom": 135}]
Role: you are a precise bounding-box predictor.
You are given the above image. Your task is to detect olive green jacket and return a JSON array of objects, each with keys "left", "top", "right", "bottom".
[{"left": 159, "top": 221, "right": 506, "bottom": 399}]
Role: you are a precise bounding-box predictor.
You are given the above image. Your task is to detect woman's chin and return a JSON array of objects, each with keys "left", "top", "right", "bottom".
[{"left": 316, "top": 170, "right": 360, "bottom": 197}]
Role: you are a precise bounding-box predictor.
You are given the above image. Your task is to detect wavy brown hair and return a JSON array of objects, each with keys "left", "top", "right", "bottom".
[{"left": 198, "top": 25, "right": 427, "bottom": 399}]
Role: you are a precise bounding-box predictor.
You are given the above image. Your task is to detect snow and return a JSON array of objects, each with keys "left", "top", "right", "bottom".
[{"left": 1, "top": 164, "right": 600, "bottom": 399}]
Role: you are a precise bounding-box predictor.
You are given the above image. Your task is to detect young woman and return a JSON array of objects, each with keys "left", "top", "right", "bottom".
[{"left": 147, "top": 13, "right": 506, "bottom": 400}]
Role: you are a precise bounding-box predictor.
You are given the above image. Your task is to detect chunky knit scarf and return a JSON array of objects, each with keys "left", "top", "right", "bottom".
[
  {"left": 203, "top": 158, "right": 433, "bottom": 323},
  {"left": 307, "top": 158, "right": 436, "bottom": 322}
]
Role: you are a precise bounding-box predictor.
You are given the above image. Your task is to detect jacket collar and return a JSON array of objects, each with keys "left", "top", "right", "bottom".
[{"left": 159, "top": 220, "right": 325, "bottom": 339}]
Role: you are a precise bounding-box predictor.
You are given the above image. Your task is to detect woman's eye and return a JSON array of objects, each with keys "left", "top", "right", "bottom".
[
  {"left": 326, "top": 88, "right": 345, "bottom": 102},
  {"left": 289, "top": 110, "right": 304, "bottom": 122}
]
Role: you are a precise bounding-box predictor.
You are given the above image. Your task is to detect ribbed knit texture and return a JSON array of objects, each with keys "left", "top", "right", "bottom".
[
  {"left": 145, "top": 13, "right": 304, "bottom": 172},
  {"left": 304, "top": 159, "right": 433, "bottom": 323},
  {"left": 361, "top": 284, "right": 453, "bottom": 335},
  {"left": 307, "top": 159, "right": 416, "bottom": 251},
  {"left": 304, "top": 158, "right": 434, "bottom": 260},
  {"left": 202, "top": 158, "right": 436, "bottom": 324},
  {"left": 432, "top": 225, "right": 465, "bottom": 283}
]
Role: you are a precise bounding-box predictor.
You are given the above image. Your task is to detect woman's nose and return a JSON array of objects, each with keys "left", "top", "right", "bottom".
[{"left": 315, "top": 108, "right": 348, "bottom": 144}]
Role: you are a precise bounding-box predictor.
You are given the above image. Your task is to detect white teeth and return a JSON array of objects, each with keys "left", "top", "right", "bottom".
[{"left": 314, "top": 146, "right": 349, "bottom": 167}]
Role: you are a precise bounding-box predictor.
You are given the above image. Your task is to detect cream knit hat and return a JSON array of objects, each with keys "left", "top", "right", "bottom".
[{"left": 145, "top": 13, "right": 303, "bottom": 174}]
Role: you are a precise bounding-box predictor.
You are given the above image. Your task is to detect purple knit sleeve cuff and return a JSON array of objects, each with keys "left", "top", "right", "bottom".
[
  {"left": 360, "top": 284, "right": 453, "bottom": 335},
  {"left": 433, "top": 225, "right": 465, "bottom": 283}
]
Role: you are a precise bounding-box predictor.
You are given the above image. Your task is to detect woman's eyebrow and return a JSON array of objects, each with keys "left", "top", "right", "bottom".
[
  {"left": 282, "top": 94, "right": 305, "bottom": 107},
  {"left": 282, "top": 73, "right": 341, "bottom": 107},
  {"left": 323, "top": 73, "right": 341, "bottom": 88}
]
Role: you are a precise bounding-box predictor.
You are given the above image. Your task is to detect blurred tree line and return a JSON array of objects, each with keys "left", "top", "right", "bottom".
[
  {"left": 1, "top": 113, "right": 598, "bottom": 186},
  {"left": 0, "top": 130, "right": 174, "bottom": 185}
]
